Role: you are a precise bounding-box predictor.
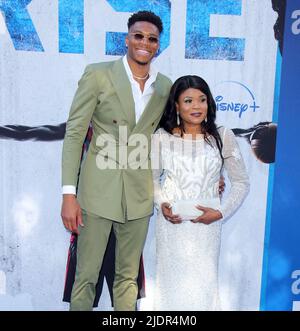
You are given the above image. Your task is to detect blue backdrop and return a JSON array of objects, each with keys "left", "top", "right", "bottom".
[{"left": 261, "top": 0, "right": 300, "bottom": 311}]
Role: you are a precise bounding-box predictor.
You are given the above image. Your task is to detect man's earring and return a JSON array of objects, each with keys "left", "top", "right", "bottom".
[{"left": 177, "top": 112, "right": 180, "bottom": 126}]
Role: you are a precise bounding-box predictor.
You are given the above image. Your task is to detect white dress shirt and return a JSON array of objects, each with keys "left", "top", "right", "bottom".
[
  {"left": 122, "top": 55, "right": 158, "bottom": 123},
  {"left": 62, "top": 56, "right": 158, "bottom": 195}
]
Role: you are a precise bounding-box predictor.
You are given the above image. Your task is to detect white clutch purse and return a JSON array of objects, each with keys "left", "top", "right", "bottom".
[{"left": 172, "top": 198, "right": 221, "bottom": 221}]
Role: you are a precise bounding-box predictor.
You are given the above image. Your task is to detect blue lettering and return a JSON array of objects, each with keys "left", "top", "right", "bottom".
[
  {"left": 105, "top": 0, "right": 171, "bottom": 56},
  {"left": 240, "top": 104, "right": 248, "bottom": 117},
  {"left": 59, "top": 0, "right": 84, "bottom": 53},
  {"left": 228, "top": 103, "right": 235, "bottom": 111},
  {"left": 219, "top": 103, "right": 227, "bottom": 111},
  {"left": 0, "top": 0, "right": 44, "bottom": 51},
  {"left": 185, "top": 0, "right": 245, "bottom": 60},
  {"left": 215, "top": 96, "right": 251, "bottom": 118},
  {"left": 249, "top": 101, "right": 260, "bottom": 112},
  {"left": 1, "top": 0, "right": 247, "bottom": 59},
  {"left": 234, "top": 103, "right": 241, "bottom": 112}
]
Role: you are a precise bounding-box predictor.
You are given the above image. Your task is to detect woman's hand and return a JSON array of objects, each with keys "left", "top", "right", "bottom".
[
  {"left": 191, "top": 205, "right": 223, "bottom": 225},
  {"left": 161, "top": 202, "right": 182, "bottom": 224},
  {"left": 219, "top": 175, "right": 225, "bottom": 196}
]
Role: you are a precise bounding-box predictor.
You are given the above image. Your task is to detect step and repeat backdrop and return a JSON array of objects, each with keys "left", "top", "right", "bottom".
[{"left": 0, "top": 0, "right": 299, "bottom": 310}]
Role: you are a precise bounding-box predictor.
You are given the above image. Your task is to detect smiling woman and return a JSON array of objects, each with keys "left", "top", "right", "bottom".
[
  {"left": 152, "top": 75, "right": 250, "bottom": 310},
  {"left": 175, "top": 88, "right": 208, "bottom": 131}
]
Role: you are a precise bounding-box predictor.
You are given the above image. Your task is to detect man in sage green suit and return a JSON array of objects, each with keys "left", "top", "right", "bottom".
[{"left": 61, "top": 11, "right": 172, "bottom": 310}]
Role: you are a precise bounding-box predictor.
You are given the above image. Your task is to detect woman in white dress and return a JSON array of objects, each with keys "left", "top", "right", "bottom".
[{"left": 151, "top": 75, "right": 250, "bottom": 311}]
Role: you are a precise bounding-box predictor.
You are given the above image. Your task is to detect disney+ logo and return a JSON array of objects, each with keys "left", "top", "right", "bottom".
[{"left": 215, "top": 81, "right": 260, "bottom": 118}]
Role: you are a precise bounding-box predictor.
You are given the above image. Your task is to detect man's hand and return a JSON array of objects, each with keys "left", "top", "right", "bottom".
[
  {"left": 61, "top": 194, "right": 84, "bottom": 235},
  {"left": 161, "top": 202, "right": 182, "bottom": 224},
  {"left": 191, "top": 205, "right": 222, "bottom": 225}
]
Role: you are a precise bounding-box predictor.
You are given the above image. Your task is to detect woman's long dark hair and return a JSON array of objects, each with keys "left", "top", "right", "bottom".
[{"left": 159, "top": 75, "right": 223, "bottom": 162}]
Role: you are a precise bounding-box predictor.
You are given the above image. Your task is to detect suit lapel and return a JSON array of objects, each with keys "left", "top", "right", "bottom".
[{"left": 108, "top": 58, "right": 136, "bottom": 131}]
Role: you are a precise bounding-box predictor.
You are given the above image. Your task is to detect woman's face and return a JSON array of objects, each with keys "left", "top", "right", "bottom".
[{"left": 176, "top": 88, "right": 208, "bottom": 127}]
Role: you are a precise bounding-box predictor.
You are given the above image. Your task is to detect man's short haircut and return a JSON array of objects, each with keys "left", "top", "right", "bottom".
[{"left": 127, "top": 11, "right": 163, "bottom": 33}]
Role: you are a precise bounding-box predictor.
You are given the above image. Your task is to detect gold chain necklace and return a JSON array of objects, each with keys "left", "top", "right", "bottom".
[{"left": 132, "top": 72, "right": 149, "bottom": 80}]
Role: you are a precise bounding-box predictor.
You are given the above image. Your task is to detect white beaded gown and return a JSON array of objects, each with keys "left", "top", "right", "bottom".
[{"left": 151, "top": 127, "right": 249, "bottom": 311}]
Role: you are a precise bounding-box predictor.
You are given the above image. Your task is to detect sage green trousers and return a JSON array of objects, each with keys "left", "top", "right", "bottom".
[{"left": 70, "top": 209, "right": 149, "bottom": 311}]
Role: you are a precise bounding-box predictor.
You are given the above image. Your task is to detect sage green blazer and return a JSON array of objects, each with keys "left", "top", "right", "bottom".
[{"left": 62, "top": 58, "right": 172, "bottom": 222}]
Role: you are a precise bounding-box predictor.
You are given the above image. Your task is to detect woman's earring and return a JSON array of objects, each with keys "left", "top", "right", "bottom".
[
  {"left": 177, "top": 112, "right": 180, "bottom": 126},
  {"left": 204, "top": 117, "right": 208, "bottom": 124}
]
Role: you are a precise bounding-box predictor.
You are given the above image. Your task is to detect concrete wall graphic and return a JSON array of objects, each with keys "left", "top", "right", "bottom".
[{"left": 0, "top": 0, "right": 299, "bottom": 311}]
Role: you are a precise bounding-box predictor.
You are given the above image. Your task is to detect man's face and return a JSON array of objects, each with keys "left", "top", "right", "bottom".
[{"left": 126, "top": 21, "right": 160, "bottom": 65}]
